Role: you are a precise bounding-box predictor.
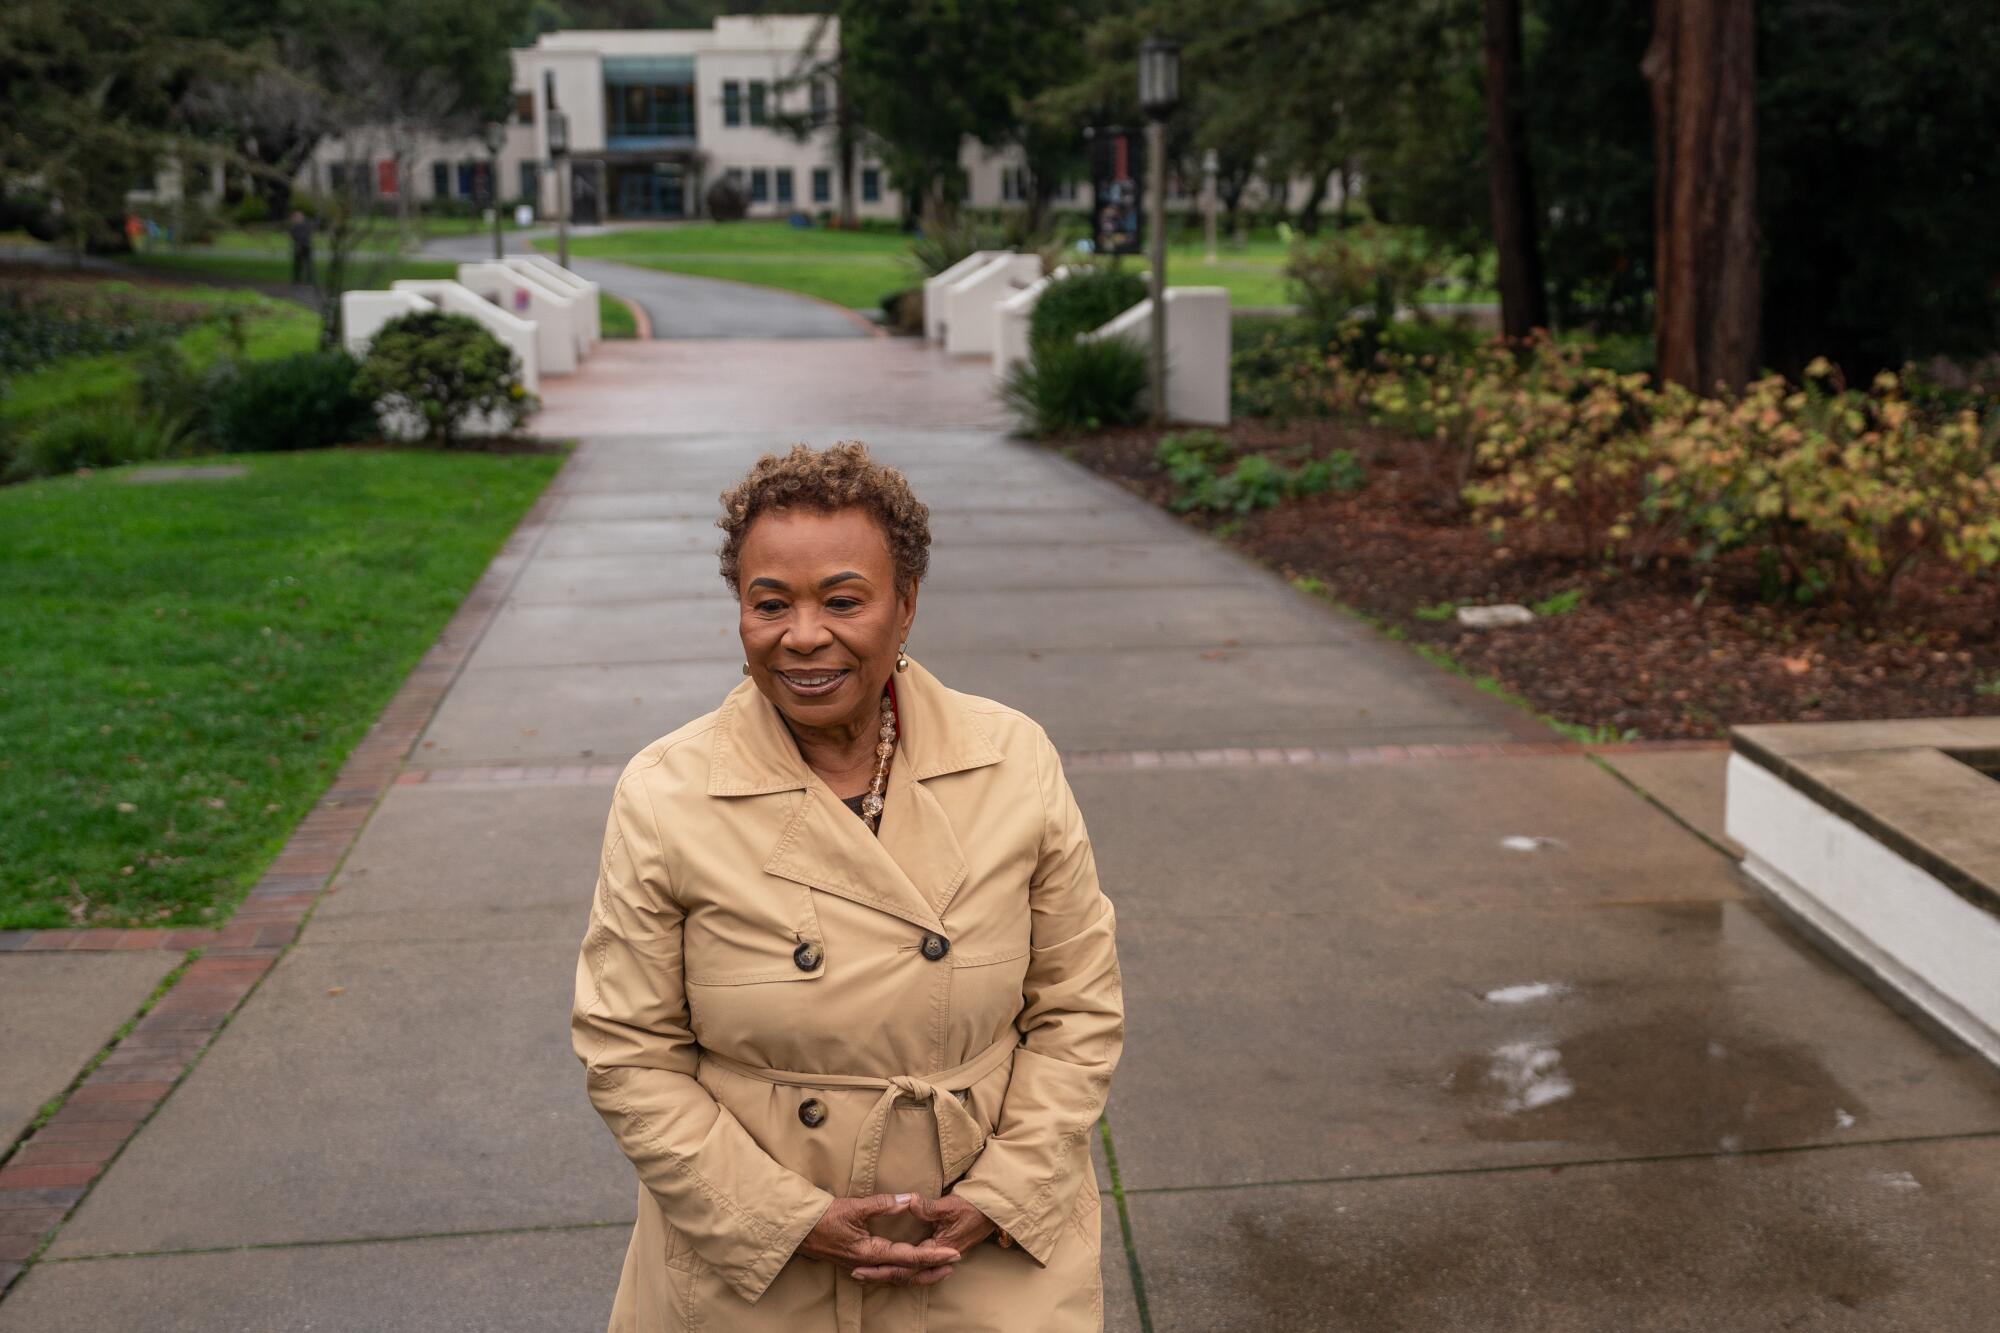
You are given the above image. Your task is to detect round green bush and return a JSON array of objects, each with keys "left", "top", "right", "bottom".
[
  {"left": 1027, "top": 267, "right": 1148, "bottom": 350},
  {"left": 207, "top": 351, "right": 376, "bottom": 454},
  {"left": 354, "top": 311, "right": 536, "bottom": 445}
]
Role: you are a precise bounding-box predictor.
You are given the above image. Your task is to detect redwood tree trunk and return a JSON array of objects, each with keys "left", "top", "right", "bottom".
[
  {"left": 1643, "top": 0, "right": 1760, "bottom": 392},
  {"left": 1482, "top": 0, "right": 1549, "bottom": 338}
]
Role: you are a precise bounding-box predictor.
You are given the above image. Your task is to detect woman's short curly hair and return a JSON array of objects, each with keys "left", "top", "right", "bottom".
[{"left": 717, "top": 441, "right": 932, "bottom": 596}]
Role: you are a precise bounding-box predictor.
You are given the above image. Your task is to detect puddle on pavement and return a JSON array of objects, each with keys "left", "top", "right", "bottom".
[{"left": 1447, "top": 1012, "right": 1865, "bottom": 1152}]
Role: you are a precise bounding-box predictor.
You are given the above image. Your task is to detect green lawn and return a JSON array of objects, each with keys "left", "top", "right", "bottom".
[
  {"left": 123, "top": 251, "right": 457, "bottom": 288},
  {"left": 550, "top": 222, "right": 912, "bottom": 309},
  {"left": 0, "top": 449, "right": 562, "bottom": 929},
  {"left": 598, "top": 294, "right": 639, "bottom": 339}
]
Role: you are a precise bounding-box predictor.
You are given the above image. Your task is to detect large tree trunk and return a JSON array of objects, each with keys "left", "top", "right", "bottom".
[
  {"left": 1294, "top": 163, "right": 1331, "bottom": 236},
  {"left": 1643, "top": 0, "right": 1759, "bottom": 392},
  {"left": 1482, "top": 0, "right": 1549, "bottom": 337}
]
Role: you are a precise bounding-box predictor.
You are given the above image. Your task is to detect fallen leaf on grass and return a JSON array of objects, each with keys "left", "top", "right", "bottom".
[{"left": 1781, "top": 656, "right": 1812, "bottom": 675}]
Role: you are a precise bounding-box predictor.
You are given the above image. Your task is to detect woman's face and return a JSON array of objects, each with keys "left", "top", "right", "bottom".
[{"left": 736, "top": 506, "right": 916, "bottom": 733}]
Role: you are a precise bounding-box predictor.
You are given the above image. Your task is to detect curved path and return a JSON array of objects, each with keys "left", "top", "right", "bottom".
[{"left": 421, "top": 229, "right": 867, "bottom": 340}]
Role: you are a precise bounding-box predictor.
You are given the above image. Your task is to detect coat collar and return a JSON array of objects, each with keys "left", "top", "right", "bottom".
[{"left": 707, "top": 658, "right": 1003, "bottom": 932}]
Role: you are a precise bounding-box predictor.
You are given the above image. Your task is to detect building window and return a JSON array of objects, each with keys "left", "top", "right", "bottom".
[
  {"left": 458, "top": 161, "right": 478, "bottom": 198},
  {"left": 432, "top": 162, "right": 450, "bottom": 198},
  {"left": 809, "top": 78, "right": 829, "bottom": 122},
  {"left": 811, "top": 167, "right": 830, "bottom": 204},
  {"left": 748, "top": 80, "right": 769, "bottom": 126},
  {"left": 861, "top": 167, "right": 881, "bottom": 203},
  {"left": 520, "top": 162, "right": 540, "bottom": 203},
  {"left": 513, "top": 91, "right": 534, "bottom": 125},
  {"left": 750, "top": 168, "right": 769, "bottom": 203},
  {"left": 775, "top": 168, "right": 793, "bottom": 205},
  {"left": 723, "top": 80, "right": 742, "bottom": 127}
]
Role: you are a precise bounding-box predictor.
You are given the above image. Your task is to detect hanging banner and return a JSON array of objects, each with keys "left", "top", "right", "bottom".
[
  {"left": 376, "top": 159, "right": 400, "bottom": 198},
  {"left": 1090, "top": 128, "right": 1143, "bottom": 256}
]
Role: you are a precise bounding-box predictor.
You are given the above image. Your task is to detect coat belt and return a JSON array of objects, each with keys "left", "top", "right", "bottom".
[{"left": 699, "top": 1036, "right": 1019, "bottom": 1333}]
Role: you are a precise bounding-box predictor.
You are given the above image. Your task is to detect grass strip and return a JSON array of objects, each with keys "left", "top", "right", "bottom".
[
  {"left": 0, "top": 449, "right": 562, "bottom": 928},
  {"left": 1097, "top": 1114, "right": 1154, "bottom": 1333}
]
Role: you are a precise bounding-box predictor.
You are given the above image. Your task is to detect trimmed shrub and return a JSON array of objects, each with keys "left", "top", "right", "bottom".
[
  {"left": 354, "top": 311, "right": 536, "bottom": 445},
  {"left": 879, "top": 286, "right": 924, "bottom": 336},
  {"left": 1028, "top": 267, "right": 1148, "bottom": 350},
  {"left": 706, "top": 177, "right": 749, "bottom": 222},
  {"left": 5, "top": 405, "right": 190, "bottom": 481},
  {"left": 208, "top": 351, "right": 376, "bottom": 454},
  {"left": 1001, "top": 335, "right": 1148, "bottom": 437}
]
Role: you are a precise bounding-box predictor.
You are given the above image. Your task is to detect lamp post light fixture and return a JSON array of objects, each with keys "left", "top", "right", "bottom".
[
  {"left": 483, "top": 121, "right": 507, "bottom": 260},
  {"left": 1138, "top": 37, "right": 1180, "bottom": 426}
]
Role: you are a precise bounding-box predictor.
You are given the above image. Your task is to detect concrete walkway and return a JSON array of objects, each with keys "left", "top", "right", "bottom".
[
  {"left": 422, "top": 229, "right": 868, "bottom": 340},
  {"left": 5, "top": 338, "right": 2000, "bottom": 1329}
]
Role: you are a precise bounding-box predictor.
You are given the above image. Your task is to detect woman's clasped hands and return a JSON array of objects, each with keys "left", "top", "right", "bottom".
[{"left": 800, "top": 1193, "right": 998, "bottom": 1286}]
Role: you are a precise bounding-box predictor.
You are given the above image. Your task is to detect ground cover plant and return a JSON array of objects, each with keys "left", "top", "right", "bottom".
[
  {"left": 1, "top": 272, "right": 322, "bottom": 479},
  {"left": 1059, "top": 320, "right": 2000, "bottom": 739},
  {"left": 0, "top": 449, "right": 561, "bottom": 929}
]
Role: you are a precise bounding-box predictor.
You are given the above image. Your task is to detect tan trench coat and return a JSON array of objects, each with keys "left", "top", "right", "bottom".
[{"left": 572, "top": 659, "right": 1124, "bottom": 1332}]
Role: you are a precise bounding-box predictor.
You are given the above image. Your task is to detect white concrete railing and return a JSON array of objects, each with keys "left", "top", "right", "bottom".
[
  {"left": 1083, "top": 287, "right": 1232, "bottom": 426},
  {"left": 943, "top": 253, "right": 1042, "bottom": 358},
  {"left": 388, "top": 279, "right": 542, "bottom": 393},
  {"left": 924, "top": 249, "right": 1007, "bottom": 344},
  {"left": 992, "top": 266, "right": 1074, "bottom": 382},
  {"left": 509, "top": 255, "right": 601, "bottom": 347},
  {"left": 455, "top": 263, "right": 580, "bottom": 375},
  {"left": 341, "top": 290, "right": 434, "bottom": 361}
]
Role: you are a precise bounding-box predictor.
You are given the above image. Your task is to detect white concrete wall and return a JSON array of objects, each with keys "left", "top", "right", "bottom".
[
  {"left": 1727, "top": 754, "right": 2000, "bottom": 1069},
  {"left": 943, "top": 253, "right": 1042, "bottom": 357},
  {"left": 458, "top": 262, "right": 582, "bottom": 374},
  {"left": 511, "top": 256, "right": 600, "bottom": 346},
  {"left": 923, "top": 251, "right": 1004, "bottom": 344},
  {"left": 340, "top": 290, "right": 435, "bottom": 360},
  {"left": 388, "top": 279, "right": 542, "bottom": 393},
  {"left": 992, "top": 266, "right": 1076, "bottom": 381},
  {"left": 1085, "top": 287, "right": 1232, "bottom": 426}
]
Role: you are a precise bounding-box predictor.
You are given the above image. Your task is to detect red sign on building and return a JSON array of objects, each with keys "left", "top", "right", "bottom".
[{"left": 376, "top": 159, "right": 400, "bottom": 198}]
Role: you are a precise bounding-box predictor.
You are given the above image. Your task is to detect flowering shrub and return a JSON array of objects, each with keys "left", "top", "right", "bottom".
[
  {"left": 1233, "top": 323, "right": 2000, "bottom": 611},
  {"left": 1648, "top": 363, "right": 2000, "bottom": 609}
]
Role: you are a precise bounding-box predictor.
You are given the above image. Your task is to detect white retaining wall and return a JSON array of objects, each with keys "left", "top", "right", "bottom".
[
  {"left": 510, "top": 255, "right": 601, "bottom": 347},
  {"left": 1085, "top": 287, "right": 1232, "bottom": 426},
  {"left": 1727, "top": 753, "right": 2000, "bottom": 1068},
  {"left": 456, "top": 263, "right": 580, "bottom": 375},
  {"left": 924, "top": 250, "right": 1007, "bottom": 344},
  {"left": 944, "top": 254, "right": 1042, "bottom": 357}
]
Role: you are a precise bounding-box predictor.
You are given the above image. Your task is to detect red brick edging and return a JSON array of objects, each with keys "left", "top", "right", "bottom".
[{"left": 0, "top": 480, "right": 565, "bottom": 1291}]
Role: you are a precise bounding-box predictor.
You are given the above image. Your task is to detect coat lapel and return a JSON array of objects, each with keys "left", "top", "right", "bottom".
[{"left": 709, "top": 659, "right": 1001, "bottom": 932}]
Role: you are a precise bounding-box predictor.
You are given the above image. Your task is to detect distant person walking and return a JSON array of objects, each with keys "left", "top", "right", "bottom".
[{"left": 288, "top": 210, "right": 314, "bottom": 285}]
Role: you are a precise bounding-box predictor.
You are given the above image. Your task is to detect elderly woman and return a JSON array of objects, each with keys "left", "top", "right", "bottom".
[{"left": 572, "top": 442, "right": 1124, "bottom": 1332}]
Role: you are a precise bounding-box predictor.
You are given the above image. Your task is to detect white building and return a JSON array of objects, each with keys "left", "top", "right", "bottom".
[{"left": 301, "top": 16, "right": 917, "bottom": 223}]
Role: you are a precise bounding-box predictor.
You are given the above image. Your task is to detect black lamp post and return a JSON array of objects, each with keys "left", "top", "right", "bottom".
[
  {"left": 545, "top": 71, "right": 571, "bottom": 268},
  {"left": 483, "top": 120, "right": 507, "bottom": 261},
  {"left": 1138, "top": 37, "right": 1180, "bottom": 425}
]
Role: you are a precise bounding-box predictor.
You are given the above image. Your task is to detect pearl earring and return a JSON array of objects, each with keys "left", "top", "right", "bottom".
[
  {"left": 742, "top": 662, "right": 751, "bottom": 676},
  {"left": 895, "top": 643, "right": 910, "bottom": 673}
]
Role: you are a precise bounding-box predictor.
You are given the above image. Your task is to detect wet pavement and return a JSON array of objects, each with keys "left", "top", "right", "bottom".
[{"left": 5, "top": 338, "right": 2000, "bottom": 1329}]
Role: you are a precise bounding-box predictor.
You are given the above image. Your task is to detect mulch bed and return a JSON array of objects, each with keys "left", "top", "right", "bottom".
[{"left": 1057, "top": 419, "right": 2000, "bottom": 740}]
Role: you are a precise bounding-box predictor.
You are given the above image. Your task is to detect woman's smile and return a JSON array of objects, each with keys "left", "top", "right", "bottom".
[{"left": 773, "top": 667, "right": 850, "bottom": 697}]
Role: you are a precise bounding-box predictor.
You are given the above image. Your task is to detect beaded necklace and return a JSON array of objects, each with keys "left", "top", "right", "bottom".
[{"left": 857, "top": 688, "right": 897, "bottom": 831}]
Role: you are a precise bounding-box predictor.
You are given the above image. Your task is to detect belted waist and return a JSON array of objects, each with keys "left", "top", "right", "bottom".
[{"left": 700, "top": 1036, "right": 1019, "bottom": 1333}]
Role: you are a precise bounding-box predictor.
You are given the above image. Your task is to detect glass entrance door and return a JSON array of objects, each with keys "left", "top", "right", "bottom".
[{"left": 611, "top": 163, "right": 686, "bottom": 218}]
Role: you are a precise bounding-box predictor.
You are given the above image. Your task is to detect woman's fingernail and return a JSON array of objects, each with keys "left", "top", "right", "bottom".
[{"left": 894, "top": 1193, "right": 913, "bottom": 1205}]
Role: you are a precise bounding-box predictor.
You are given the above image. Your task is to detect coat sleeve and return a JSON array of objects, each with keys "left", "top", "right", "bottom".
[
  {"left": 572, "top": 766, "right": 835, "bottom": 1302},
  {"left": 949, "top": 728, "right": 1124, "bottom": 1265}
]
